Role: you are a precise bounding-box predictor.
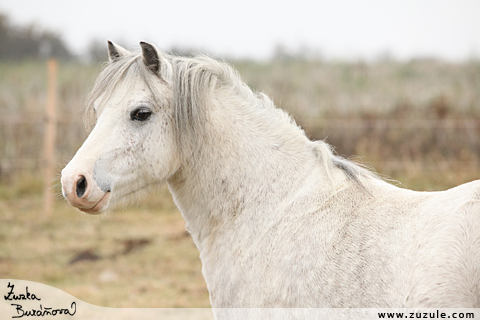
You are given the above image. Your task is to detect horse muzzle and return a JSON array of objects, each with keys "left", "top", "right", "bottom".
[{"left": 61, "top": 170, "right": 111, "bottom": 214}]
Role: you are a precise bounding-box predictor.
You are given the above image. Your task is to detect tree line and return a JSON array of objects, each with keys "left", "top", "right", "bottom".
[{"left": 0, "top": 13, "right": 71, "bottom": 60}]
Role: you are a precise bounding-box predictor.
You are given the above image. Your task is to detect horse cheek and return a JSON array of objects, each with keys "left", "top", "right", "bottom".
[{"left": 150, "top": 128, "right": 178, "bottom": 182}]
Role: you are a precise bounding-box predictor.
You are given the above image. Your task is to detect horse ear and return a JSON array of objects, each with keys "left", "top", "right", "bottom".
[
  {"left": 140, "top": 41, "right": 161, "bottom": 74},
  {"left": 107, "top": 41, "right": 130, "bottom": 62}
]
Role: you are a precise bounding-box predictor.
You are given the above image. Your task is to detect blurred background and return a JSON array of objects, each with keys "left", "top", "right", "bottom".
[{"left": 0, "top": 0, "right": 479, "bottom": 308}]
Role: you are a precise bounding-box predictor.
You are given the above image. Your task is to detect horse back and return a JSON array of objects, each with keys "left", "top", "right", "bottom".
[{"left": 400, "top": 179, "right": 480, "bottom": 307}]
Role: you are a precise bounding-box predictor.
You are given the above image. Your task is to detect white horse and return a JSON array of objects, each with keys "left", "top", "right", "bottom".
[{"left": 61, "top": 41, "right": 480, "bottom": 309}]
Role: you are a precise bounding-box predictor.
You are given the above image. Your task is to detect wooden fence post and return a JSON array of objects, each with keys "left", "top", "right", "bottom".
[{"left": 43, "top": 58, "right": 57, "bottom": 216}]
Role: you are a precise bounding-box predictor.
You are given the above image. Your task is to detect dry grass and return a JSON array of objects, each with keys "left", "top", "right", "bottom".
[{"left": 0, "top": 183, "right": 210, "bottom": 307}]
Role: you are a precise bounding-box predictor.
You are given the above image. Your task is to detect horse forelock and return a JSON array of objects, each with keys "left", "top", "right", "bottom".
[{"left": 84, "top": 53, "right": 142, "bottom": 131}]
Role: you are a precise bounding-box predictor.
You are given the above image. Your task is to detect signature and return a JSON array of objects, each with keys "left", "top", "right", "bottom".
[{"left": 4, "top": 282, "right": 76, "bottom": 318}]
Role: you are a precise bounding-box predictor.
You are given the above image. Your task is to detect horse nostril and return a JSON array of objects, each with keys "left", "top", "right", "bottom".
[{"left": 76, "top": 176, "right": 87, "bottom": 198}]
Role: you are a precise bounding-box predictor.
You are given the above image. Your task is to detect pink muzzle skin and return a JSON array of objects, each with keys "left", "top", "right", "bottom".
[{"left": 61, "top": 170, "right": 111, "bottom": 215}]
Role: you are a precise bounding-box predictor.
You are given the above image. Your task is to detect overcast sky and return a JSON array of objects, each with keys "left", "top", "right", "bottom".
[{"left": 0, "top": 0, "right": 479, "bottom": 61}]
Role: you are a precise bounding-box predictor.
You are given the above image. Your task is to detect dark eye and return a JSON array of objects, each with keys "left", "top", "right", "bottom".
[{"left": 130, "top": 107, "right": 152, "bottom": 122}]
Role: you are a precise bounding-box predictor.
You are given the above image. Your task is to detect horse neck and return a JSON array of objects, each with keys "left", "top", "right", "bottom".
[{"left": 167, "top": 88, "right": 334, "bottom": 251}]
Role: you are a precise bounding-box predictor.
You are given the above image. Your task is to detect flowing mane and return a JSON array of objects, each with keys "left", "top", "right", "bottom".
[{"left": 85, "top": 51, "right": 378, "bottom": 190}]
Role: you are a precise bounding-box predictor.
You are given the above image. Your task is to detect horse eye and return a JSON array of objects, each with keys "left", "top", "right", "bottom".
[{"left": 130, "top": 108, "right": 152, "bottom": 122}]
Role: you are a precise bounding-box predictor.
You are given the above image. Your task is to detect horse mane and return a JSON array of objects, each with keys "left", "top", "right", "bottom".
[{"left": 84, "top": 51, "right": 379, "bottom": 189}]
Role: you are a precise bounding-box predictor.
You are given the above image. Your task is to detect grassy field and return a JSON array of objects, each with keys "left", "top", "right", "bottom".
[
  {"left": 0, "top": 57, "right": 480, "bottom": 307},
  {"left": 0, "top": 181, "right": 210, "bottom": 307}
]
